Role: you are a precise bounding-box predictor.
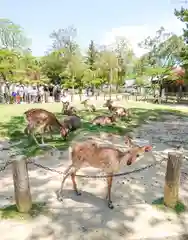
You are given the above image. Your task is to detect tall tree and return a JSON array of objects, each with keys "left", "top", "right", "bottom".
[
  {"left": 86, "top": 40, "right": 98, "bottom": 70},
  {"left": 41, "top": 50, "right": 64, "bottom": 83},
  {"left": 115, "top": 37, "right": 135, "bottom": 90},
  {"left": 0, "top": 18, "right": 30, "bottom": 51},
  {"left": 50, "top": 25, "right": 78, "bottom": 55},
  {"left": 97, "top": 47, "right": 118, "bottom": 97},
  {"left": 175, "top": 7, "right": 188, "bottom": 79}
]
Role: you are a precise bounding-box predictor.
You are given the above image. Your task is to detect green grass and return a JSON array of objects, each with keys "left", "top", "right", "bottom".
[
  {"left": 152, "top": 197, "right": 186, "bottom": 214},
  {"left": 0, "top": 202, "right": 50, "bottom": 220},
  {"left": 0, "top": 101, "right": 187, "bottom": 158}
]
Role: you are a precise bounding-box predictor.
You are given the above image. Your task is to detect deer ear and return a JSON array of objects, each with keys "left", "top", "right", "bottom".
[{"left": 140, "top": 146, "right": 152, "bottom": 152}]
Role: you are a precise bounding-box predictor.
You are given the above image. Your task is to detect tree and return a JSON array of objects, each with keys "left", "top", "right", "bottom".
[
  {"left": 0, "top": 18, "right": 30, "bottom": 51},
  {"left": 175, "top": 7, "right": 188, "bottom": 80},
  {"left": 115, "top": 37, "right": 135, "bottom": 90},
  {"left": 0, "top": 49, "right": 18, "bottom": 81},
  {"left": 84, "top": 41, "right": 99, "bottom": 94},
  {"left": 86, "top": 40, "right": 98, "bottom": 70},
  {"left": 138, "top": 27, "right": 185, "bottom": 99},
  {"left": 41, "top": 50, "right": 64, "bottom": 83},
  {"left": 97, "top": 47, "right": 118, "bottom": 97},
  {"left": 62, "top": 52, "right": 86, "bottom": 100},
  {"left": 50, "top": 25, "right": 78, "bottom": 54}
]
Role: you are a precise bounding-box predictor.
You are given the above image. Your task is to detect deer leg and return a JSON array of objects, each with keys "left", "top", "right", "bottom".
[
  {"left": 41, "top": 134, "right": 45, "bottom": 145},
  {"left": 71, "top": 172, "right": 81, "bottom": 196},
  {"left": 31, "top": 132, "right": 40, "bottom": 146},
  {"left": 57, "top": 164, "right": 76, "bottom": 201},
  {"left": 40, "top": 127, "right": 45, "bottom": 145},
  {"left": 44, "top": 125, "right": 53, "bottom": 140},
  {"left": 106, "top": 175, "right": 114, "bottom": 209},
  {"left": 49, "top": 126, "right": 53, "bottom": 139}
]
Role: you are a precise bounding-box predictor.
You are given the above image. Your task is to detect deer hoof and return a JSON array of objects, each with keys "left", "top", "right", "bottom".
[
  {"left": 75, "top": 190, "right": 82, "bottom": 196},
  {"left": 108, "top": 201, "right": 114, "bottom": 209},
  {"left": 56, "top": 191, "right": 64, "bottom": 202}
]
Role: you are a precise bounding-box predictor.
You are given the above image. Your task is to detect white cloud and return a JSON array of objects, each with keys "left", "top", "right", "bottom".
[{"left": 100, "top": 16, "right": 185, "bottom": 57}]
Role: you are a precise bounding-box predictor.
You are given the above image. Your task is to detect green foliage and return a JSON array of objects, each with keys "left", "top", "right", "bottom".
[
  {"left": 86, "top": 40, "right": 98, "bottom": 70},
  {"left": 0, "top": 18, "right": 30, "bottom": 51},
  {"left": 152, "top": 197, "right": 186, "bottom": 214},
  {"left": 0, "top": 202, "right": 49, "bottom": 220},
  {"left": 175, "top": 7, "right": 188, "bottom": 82},
  {"left": 0, "top": 17, "right": 186, "bottom": 89}
]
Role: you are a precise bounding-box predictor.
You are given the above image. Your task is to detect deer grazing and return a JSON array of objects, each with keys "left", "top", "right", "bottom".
[
  {"left": 91, "top": 114, "right": 117, "bottom": 126},
  {"left": 62, "top": 101, "right": 77, "bottom": 115},
  {"left": 24, "top": 108, "right": 69, "bottom": 146},
  {"left": 103, "top": 99, "right": 129, "bottom": 117},
  {"left": 57, "top": 136, "right": 151, "bottom": 209},
  {"left": 81, "top": 99, "right": 96, "bottom": 112}
]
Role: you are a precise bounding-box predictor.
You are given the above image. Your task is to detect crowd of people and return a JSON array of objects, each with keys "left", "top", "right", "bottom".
[{"left": 0, "top": 82, "right": 66, "bottom": 104}]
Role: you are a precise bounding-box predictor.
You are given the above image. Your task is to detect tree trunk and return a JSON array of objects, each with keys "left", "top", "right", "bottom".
[
  {"left": 12, "top": 159, "right": 32, "bottom": 213},
  {"left": 164, "top": 152, "right": 183, "bottom": 208},
  {"left": 177, "top": 85, "right": 182, "bottom": 103}
]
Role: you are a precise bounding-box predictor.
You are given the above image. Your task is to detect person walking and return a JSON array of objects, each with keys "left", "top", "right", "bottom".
[{"left": 44, "top": 84, "right": 49, "bottom": 103}]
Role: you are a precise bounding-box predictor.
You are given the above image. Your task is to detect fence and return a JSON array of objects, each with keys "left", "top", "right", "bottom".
[{"left": 0, "top": 149, "right": 188, "bottom": 212}]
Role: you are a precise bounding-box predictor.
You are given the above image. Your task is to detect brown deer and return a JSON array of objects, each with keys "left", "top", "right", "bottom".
[
  {"left": 61, "top": 115, "right": 82, "bottom": 132},
  {"left": 62, "top": 101, "right": 77, "bottom": 115},
  {"left": 81, "top": 99, "right": 96, "bottom": 112},
  {"left": 103, "top": 99, "right": 129, "bottom": 117},
  {"left": 57, "top": 136, "right": 150, "bottom": 209},
  {"left": 24, "top": 108, "right": 69, "bottom": 146},
  {"left": 91, "top": 114, "right": 117, "bottom": 126}
]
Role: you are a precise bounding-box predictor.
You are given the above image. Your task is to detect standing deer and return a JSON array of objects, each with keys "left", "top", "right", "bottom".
[
  {"left": 24, "top": 108, "right": 69, "bottom": 146},
  {"left": 81, "top": 99, "right": 96, "bottom": 112},
  {"left": 57, "top": 136, "right": 151, "bottom": 209},
  {"left": 103, "top": 99, "right": 129, "bottom": 117}
]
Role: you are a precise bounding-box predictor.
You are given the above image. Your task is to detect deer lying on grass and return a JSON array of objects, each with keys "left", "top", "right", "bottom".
[
  {"left": 103, "top": 99, "right": 129, "bottom": 117},
  {"left": 57, "top": 136, "right": 151, "bottom": 209},
  {"left": 61, "top": 115, "right": 82, "bottom": 132},
  {"left": 81, "top": 99, "right": 96, "bottom": 112},
  {"left": 62, "top": 101, "right": 77, "bottom": 115},
  {"left": 24, "top": 108, "right": 69, "bottom": 146},
  {"left": 91, "top": 114, "right": 117, "bottom": 126}
]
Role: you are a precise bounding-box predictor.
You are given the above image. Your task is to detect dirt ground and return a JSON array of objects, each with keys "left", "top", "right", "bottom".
[{"left": 0, "top": 113, "right": 188, "bottom": 240}]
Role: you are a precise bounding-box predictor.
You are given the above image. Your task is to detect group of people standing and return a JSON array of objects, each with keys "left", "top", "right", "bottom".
[{"left": 0, "top": 82, "right": 63, "bottom": 104}]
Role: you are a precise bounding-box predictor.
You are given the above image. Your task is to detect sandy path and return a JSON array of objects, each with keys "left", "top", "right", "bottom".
[{"left": 0, "top": 114, "right": 188, "bottom": 239}]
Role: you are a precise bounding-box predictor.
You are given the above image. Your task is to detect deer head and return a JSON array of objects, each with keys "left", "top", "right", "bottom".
[
  {"left": 103, "top": 99, "right": 113, "bottom": 107},
  {"left": 110, "top": 114, "right": 118, "bottom": 122},
  {"left": 124, "top": 135, "right": 153, "bottom": 165},
  {"left": 60, "top": 125, "right": 69, "bottom": 138},
  {"left": 81, "top": 99, "right": 88, "bottom": 105}
]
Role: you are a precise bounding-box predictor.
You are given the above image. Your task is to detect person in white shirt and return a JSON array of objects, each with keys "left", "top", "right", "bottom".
[
  {"left": 39, "top": 85, "right": 44, "bottom": 103},
  {"left": 27, "top": 85, "right": 33, "bottom": 103},
  {"left": 23, "top": 85, "right": 28, "bottom": 103},
  {"left": 19, "top": 85, "right": 24, "bottom": 103},
  {"left": 31, "top": 86, "right": 37, "bottom": 103}
]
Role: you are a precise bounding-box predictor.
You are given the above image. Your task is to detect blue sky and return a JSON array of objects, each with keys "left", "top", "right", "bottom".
[{"left": 1, "top": 0, "right": 187, "bottom": 56}]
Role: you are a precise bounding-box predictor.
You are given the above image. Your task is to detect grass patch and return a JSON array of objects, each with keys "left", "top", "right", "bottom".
[
  {"left": 0, "top": 202, "right": 50, "bottom": 220},
  {"left": 152, "top": 197, "right": 186, "bottom": 214},
  {"left": 0, "top": 101, "right": 187, "bottom": 158}
]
